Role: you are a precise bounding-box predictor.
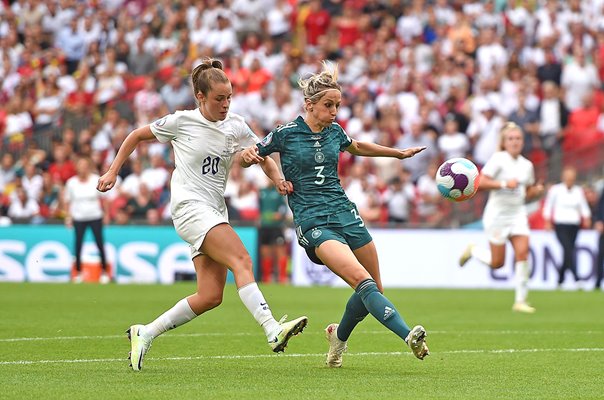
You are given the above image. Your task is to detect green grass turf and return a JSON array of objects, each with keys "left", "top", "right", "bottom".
[{"left": 1, "top": 283, "right": 603, "bottom": 399}]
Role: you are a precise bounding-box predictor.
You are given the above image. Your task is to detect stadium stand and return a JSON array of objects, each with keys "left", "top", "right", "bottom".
[{"left": 1, "top": 0, "right": 604, "bottom": 227}]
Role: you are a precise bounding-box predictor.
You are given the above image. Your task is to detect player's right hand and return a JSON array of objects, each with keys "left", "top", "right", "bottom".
[
  {"left": 241, "top": 146, "right": 264, "bottom": 165},
  {"left": 506, "top": 178, "right": 519, "bottom": 189},
  {"left": 97, "top": 171, "right": 117, "bottom": 192},
  {"left": 276, "top": 179, "right": 294, "bottom": 195}
]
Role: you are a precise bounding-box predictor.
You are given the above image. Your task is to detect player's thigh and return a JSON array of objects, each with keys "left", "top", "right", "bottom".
[
  {"left": 200, "top": 223, "right": 252, "bottom": 270},
  {"left": 315, "top": 239, "right": 371, "bottom": 288},
  {"left": 509, "top": 235, "right": 529, "bottom": 261},
  {"left": 352, "top": 241, "right": 383, "bottom": 292}
]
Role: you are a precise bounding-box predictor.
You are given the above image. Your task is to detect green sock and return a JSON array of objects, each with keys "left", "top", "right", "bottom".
[
  {"left": 337, "top": 292, "right": 369, "bottom": 341},
  {"left": 355, "top": 279, "right": 411, "bottom": 340}
]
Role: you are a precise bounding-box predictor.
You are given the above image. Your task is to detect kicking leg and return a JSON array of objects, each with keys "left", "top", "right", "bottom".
[
  {"left": 201, "top": 223, "right": 307, "bottom": 352},
  {"left": 317, "top": 240, "right": 428, "bottom": 360}
]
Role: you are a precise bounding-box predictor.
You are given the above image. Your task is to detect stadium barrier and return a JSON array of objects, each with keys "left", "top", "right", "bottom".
[
  {"left": 291, "top": 229, "right": 601, "bottom": 291},
  {"left": 0, "top": 225, "right": 257, "bottom": 283},
  {"left": 1, "top": 225, "right": 600, "bottom": 290}
]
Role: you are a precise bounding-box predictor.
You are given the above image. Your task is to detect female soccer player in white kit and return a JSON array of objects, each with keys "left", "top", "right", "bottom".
[
  {"left": 97, "top": 58, "right": 307, "bottom": 371},
  {"left": 459, "top": 122, "right": 545, "bottom": 313}
]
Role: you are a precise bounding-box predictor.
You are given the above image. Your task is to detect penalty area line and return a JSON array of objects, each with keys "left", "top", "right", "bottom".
[{"left": 1, "top": 348, "right": 603, "bottom": 366}]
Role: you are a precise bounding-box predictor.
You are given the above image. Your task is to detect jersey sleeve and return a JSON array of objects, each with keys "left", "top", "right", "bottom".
[
  {"left": 481, "top": 152, "right": 501, "bottom": 179},
  {"left": 63, "top": 179, "right": 73, "bottom": 203},
  {"left": 336, "top": 125, "right": 353, "bottom": 151},
  {"left": 149, "top": 113, "right": 179, "bottom": 143},
  {"left": 256, "top": 127, "right": 282, "bottom": 156},
  {"left": 527, "top": 161, "right": 535, "bottom": 186},
  {"left": 236, "top": 122, "right": 261, "bottom": 150}
]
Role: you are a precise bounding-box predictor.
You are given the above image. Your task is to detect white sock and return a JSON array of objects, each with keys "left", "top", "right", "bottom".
[
  {"left": 238, "top": 282, "right": 279, "bottom": 337},
  {"left": 144, "top": 298, "right": 197, "bottom": 339},
  {"left": 471, "top": 246, "right": 492, "bottom": 266},
  {"left": 514, "top": 261, "right": 529, "bottom": 304}
]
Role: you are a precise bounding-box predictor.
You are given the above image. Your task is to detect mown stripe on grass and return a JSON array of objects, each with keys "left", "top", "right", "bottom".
[
  {"left": 1, "top": 330, "right": 602, "bottom": 342},
  {"left": 1, "top": 348, "right": 603, "bottom": 366}
]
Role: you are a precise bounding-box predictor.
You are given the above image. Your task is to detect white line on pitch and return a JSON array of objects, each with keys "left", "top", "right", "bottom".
[
  {"left": 1, "top": 330, "right": 602, "bottom": 343},
  {"left": 1, "top": 348, "right": 603, "bottom": 366}
]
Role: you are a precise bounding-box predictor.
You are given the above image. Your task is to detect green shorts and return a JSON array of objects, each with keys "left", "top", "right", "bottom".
[{"left": 295, "top": 206, "right": 373, "bottom": 252}]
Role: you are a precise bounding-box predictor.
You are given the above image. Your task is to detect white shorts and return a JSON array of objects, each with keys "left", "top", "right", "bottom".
[
  {"left": 482, "top": 213, "right": 529, "bottom": 245},
  {"left": 172, "top": 201, "right": 229, "bottom": 258}
]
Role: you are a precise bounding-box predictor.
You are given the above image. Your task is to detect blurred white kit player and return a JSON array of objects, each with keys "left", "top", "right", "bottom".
[
  {"left": 459, "top": 124, "right": 542, "bottom": 314},
  {"left": 481, "top": 151, "right": 534, "bottom": 244}
]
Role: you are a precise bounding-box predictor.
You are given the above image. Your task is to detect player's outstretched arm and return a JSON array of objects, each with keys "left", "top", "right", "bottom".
[
  {"left": 346, "top": 140, "right": 426, "bottom": 159},
  {"left": 526, "top": 182, "right": 545, "bottom": 200},
  {"left": 478, "top": 174, "right": 519, "bottom": 192},
  {"left": 259, "top": 156, "right": 293, "bottom": 195},
  {"left": 97, "top": 126, "right": 155, "bottom": 192},
  {"left": 240, "top": 146, "right": 264, "bottom": 168}
]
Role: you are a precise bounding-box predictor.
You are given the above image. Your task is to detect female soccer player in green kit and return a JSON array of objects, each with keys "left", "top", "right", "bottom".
[{"left": 241, "top": 62, "right": 429, "bottom": 367}]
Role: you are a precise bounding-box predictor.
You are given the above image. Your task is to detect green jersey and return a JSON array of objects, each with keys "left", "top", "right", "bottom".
[
  {"left": 257, "top": 116, "right": 354, "bottom": 225},
  {"left": 259, "top": 186, "right": 287, "bottom": 227}
]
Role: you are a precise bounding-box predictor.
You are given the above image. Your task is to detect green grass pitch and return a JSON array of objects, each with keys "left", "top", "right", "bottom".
[{"left": 1, "top": 283, "right": 603, "bottom": 399}]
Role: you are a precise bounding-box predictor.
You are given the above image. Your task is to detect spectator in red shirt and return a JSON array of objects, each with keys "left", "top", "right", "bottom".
[
  {"left": 304, "top": 0, "right": 331, "bottom": 47},
  {"left": 335, "top": 2, "right": 361, "bottom": 48},
  {"left": 246, "top": 58, "right": 273, "bottom": 93},
  {"left": 564, "top": 91, "right": 601, "bottom": 152},
  {"left": 48, "top": 144, "right": 76, "bottom": 184}
]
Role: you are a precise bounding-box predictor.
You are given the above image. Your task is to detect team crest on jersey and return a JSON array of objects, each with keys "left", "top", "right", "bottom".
[
  {"left": 224, "top": 135, "right": 237, "bottom": 155},
  {"left": 314, "top": 151, "right": 325, "bottom": 163},
  {"left": 311, "top": 229, "right": 322, "bottom": 239},
  {"left": 154, "top": 116, "right": 167, "bottom": 127},
  {"left": 260, "top": 132, "right": 273, "bottom": 147}
]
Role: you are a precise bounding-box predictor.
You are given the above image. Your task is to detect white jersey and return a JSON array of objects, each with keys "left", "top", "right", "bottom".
[
  {"left": 65, "top": 174, "right": 104, "bottom": 221},
  {"left": 482, "top": 151, "right": 535, "bottom": 219},
  {"left": 150, "top": 109, "right": 260, "bottom": 214}
]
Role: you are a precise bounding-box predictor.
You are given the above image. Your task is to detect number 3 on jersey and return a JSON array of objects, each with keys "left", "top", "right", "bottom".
[
  {"left": 202, "top": 156, "right": 220, "bottom": 175},
  {"left": 314, "top": 166, "right": 325, "bottom": 184}
]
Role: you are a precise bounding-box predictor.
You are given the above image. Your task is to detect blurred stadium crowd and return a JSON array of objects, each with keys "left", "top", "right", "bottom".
[{"left": 1, "top": 0, "right": 604, "bottom": 227}]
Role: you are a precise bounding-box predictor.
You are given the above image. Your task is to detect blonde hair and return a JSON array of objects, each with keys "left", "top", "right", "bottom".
[
  {"left": 191, "top": 58, "right": 229, "bottom": 98},
  {"left": 298, "top": 61, "right": 341, "bottom": 109},
  {"left": 498, "top": 121, "right": 523, "bottom": 150}
]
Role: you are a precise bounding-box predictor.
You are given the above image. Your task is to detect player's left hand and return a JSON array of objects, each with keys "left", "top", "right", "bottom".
[
  {"left": 276, "top": 179, "right": 293, "bottom": 195},
  {"left": 241, "top": 146, "right": 264, "bottom": 165},
  {"left": 399, "top": 146, "right": 427, "bottom": 159}
]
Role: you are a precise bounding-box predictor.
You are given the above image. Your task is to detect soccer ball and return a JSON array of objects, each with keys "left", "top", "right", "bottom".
[{"left": 435, "top": 158, "right": 480, "bottom": 202}]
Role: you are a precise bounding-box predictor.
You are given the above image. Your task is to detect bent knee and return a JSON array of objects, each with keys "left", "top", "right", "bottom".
[
  {"left": 192, "top": 292, "right": 223, "bottom": 310},
  {"left": 230, "top": 253, "right": 254, "bottom": 272}
]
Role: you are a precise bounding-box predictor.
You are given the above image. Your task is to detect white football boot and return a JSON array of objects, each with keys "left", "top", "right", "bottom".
[
  {"left": 512, "top": 302, "right": 536, "bottom": 313},
  {"left": 268, "top": 315, "right": 308, "bottom": 352},
  {"left": 405, "top": 325, "right": 430, "bottom": 360},
  {"left": 127, "top": 325, "right": 153, "bottom": 371},
  {"left": 325, "top": 323, "right": 347, "bottom": 368},
  {"left": 459, "top": 244, "right": 475, "bottom": 267}
]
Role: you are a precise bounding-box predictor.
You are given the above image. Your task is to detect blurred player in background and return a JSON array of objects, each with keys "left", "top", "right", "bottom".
[
  {"left": 259, "top": 186, "right": 290, "bottom": 283},
  {"left": 542, "top": 166, "right": 591, "bottom": 289},
  {"left": 459, "top": 122, "right": 545, "bottom": 313},
  {"left": 97, "top": 58, "right": 307, "bottom": 371},
  {"left": 64, "top": 156, "right": 110, "bottom": 284},
  {"left": 241, "top": 62, "right": 429, "bottom": 368}
]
